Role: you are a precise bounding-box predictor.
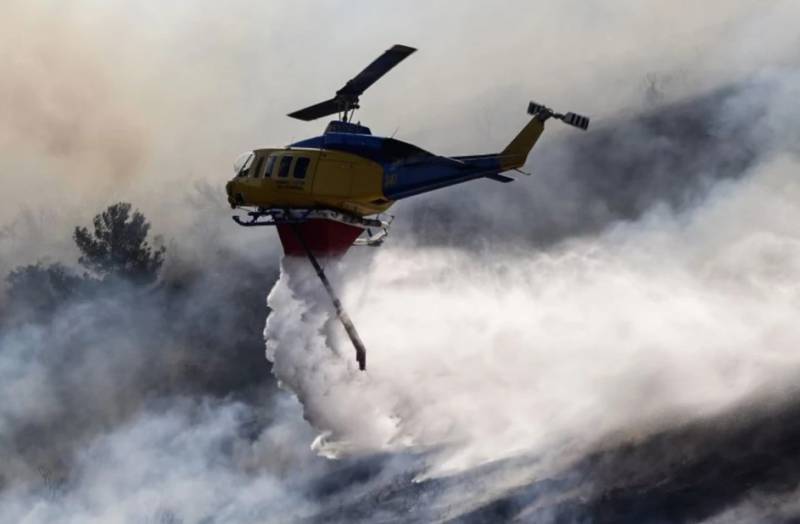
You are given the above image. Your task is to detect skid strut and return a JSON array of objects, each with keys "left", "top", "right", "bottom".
[{"left": 289, "top": 223, "right": 367, "bottom": 370}]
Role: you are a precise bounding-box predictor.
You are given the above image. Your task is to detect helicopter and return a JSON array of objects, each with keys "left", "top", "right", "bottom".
[{"left": 226, "top": 44, "right": 589, "bottom": 370}]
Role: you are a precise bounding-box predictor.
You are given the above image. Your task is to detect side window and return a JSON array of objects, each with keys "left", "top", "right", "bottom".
[
  {"left": 263, "top": 156, "right": 276, "bottom": 178},
  {"left": 251, "top": 156, "right": 265, "bottom": 178},
  {"left": 293, "top": 157, "right": 310, "bottom": 179},
  {"left": 277, "top": 156, "right": 293, "bottom": 178}
]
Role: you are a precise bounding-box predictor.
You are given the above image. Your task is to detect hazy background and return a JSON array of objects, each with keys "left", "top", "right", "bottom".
[
  {"left": 2, "top": 1, "right": 800, "bottom": 522},
  {"left": 4, "top": 0, "right": 796, "bottom": 258}
]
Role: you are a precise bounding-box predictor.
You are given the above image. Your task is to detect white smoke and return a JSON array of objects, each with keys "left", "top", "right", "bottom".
[
  {"left": 266, "top": 142, "right": 800, "bottom": 479},
  {"left": 3, "top": 1, "right": 800, "bottom": 520},
  {"left": 0, "top": 396, "right": 324, "bottom": 524}
]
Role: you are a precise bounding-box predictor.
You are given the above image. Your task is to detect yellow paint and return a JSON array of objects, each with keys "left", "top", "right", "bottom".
[
  {"left": 500, "top": 116, "right": 545, "bottom": 171},
  {"left": 226, "top": 147, "right": 392, "bottom": 217}
]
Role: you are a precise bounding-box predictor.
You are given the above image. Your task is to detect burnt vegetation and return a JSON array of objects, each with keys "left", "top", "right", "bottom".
[{"left": 1, "top": 202, "right": 278, "bottom": 485}]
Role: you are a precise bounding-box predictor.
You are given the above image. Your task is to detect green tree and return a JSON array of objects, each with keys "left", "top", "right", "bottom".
[{"left": 73, "top": 202, "right": 165, "bottom": 284}]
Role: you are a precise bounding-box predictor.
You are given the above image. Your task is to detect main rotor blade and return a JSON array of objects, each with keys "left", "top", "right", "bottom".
[
  {"left": 287, "top": 44, "right": 416, "bottom": 122},
  {"left": 337, "top": 44, "right": 417, "bottom": 98},
  {"left": 286, "top": 97, "right": 341, "bottom": 121}
]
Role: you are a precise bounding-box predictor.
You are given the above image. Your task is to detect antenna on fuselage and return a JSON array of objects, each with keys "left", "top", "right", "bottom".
[{"left": 287, "top": 44, "right": 417, "bottom": 123}]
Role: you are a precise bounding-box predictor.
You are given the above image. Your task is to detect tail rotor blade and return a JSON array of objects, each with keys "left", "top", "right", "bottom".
[
  {"left": 527, "top": 101, "right": 591, "bottom": 131},
  {"left": 562, "top": 112, "right": 590, "bottom": 130}
]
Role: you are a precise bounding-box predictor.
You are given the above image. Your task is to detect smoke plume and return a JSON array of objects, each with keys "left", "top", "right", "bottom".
[{"left": 3, "top": 1, "right": 800, "bottom": 522}]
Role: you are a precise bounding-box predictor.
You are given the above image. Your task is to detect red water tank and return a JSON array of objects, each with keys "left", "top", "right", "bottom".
[{"left": 276, "top": 219, "right": 363, "bottom": 257}]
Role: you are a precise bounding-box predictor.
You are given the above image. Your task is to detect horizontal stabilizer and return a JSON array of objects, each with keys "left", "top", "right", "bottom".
[{"left": 485, "top": 173, "right": 515, "bottom": 183}]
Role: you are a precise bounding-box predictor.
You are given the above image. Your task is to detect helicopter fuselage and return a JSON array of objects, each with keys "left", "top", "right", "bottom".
[
  {"left": 226, "top": 118, "right": 545, "bottom": 218},
  {"left": 226, "top": 146, "right": 389, "bottom": 217}
]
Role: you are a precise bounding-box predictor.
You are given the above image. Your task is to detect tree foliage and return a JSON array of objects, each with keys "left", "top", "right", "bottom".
[
  {"left": 5, "top": 262, "right": 85, "bottom": 317},
  {"left": 73, "top": 202, "right": 165, "bottom": 284}
]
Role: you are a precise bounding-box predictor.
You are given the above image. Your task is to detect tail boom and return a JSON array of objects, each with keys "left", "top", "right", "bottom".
[
  {"left": 499, "top": 100, "right": 590, "bottom": 171},
  {"left": 499, "top": 115, "right": 546, "bottom": 171}
]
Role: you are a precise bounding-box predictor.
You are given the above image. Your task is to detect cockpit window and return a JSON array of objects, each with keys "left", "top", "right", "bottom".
[
  {"left": 264, "top": 155, "right": 276, "bottom": 178},
  {"left": 277, "top": 156, "right": 293, "bottom": 178},
  {"left": 293, "top": 157, "right": 310, "bottom": 179},
  {"left": 233, "top": 151, "right": 254, "bottom": 177},
  {"left": 251, "top": 156, "right": 265, "bottom": 178}
]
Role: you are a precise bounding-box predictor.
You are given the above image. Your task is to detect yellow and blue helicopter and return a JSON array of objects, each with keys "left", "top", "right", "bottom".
[{"left": 226, "top": 44, "right": 589, "bottom": 369}]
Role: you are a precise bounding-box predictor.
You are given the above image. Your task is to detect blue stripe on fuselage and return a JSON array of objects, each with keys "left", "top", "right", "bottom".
[
  {"left": 291, "top": 133, "right": 433, "bottom": 165},
  {"left": 290, "top": 134, "right": 504, "bottom": 200},
  {"left": 383, "top": 156, "right": 502, "bottom": 199}
]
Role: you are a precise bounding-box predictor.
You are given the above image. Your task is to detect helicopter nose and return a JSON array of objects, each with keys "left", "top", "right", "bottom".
[{"left": 225, "top": 181, "right": 236, "bottom": 208}]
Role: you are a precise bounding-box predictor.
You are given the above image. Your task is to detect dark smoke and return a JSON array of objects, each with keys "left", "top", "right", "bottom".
[
  {"left": 403, "top": 81, "right": 768, "bottom": 249},
  {"left": 450, "top": 391, "right": 800, "bottom": 523}
]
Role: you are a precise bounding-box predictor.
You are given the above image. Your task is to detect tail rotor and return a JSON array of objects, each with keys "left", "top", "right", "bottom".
[{"left": 528, "top": 101, "right": 590, "bottom": 131}]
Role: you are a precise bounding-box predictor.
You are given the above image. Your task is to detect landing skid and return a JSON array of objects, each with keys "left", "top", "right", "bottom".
[
  {"left": 232, "top": 208, "right": 393, "bottom": 248},
  {"left": 353, "top": 228, "right": 388, "bottom": 247}
]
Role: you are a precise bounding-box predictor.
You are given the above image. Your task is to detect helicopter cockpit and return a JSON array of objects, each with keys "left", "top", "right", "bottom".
[{"left": 233, "top": 151, "right": 255, "bottom": 177}]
